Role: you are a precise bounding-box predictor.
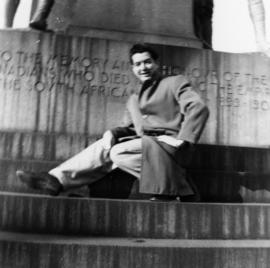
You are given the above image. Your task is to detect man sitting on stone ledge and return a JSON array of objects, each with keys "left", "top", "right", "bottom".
[{"left": 16, "top": 43, "right": 209, "bottom": 201}]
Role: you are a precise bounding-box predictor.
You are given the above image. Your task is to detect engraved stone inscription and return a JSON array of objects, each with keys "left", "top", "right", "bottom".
[
  {"left": 1, "top": 32, "right": 270, "bottom": 146},
  {"left": 0, "top": 50, "right": 137, "bottom": 98},
  {"left": 161, "top": 64, "right": 270, "bottom": 113}
]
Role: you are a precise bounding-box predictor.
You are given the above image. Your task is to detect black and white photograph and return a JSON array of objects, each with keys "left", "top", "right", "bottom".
[{"left": 0, "top": 0, "right": 270, "bottom": 267}]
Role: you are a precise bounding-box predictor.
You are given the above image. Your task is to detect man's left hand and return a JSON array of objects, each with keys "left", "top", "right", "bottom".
[
  {"left": 102, "top": 130, "right": 116, "bottom": 150},
  {"left": 157, "top": 135, "right": 184, "bottom": 147}
]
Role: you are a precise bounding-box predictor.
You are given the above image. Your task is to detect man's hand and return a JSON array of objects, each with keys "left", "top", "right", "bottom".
[
  {"left": 157, "top": 135, "right": 184, "bottom": 147},
  {"left": 102, "top": 130, "right": 116, "bottom": 150}
]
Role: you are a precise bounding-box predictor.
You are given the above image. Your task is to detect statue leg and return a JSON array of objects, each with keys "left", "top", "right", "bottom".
[
  {"left": 2, "top": 0, "right": 20, "bottom": 28},
  {"left": 193, "top": 0, "right": 213, "bottom": 49},
  {"left": 29, "top": 0, "right": 55, "bottom": 30}
]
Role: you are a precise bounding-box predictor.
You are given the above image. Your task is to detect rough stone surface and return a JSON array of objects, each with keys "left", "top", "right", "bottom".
[
  {"left": 0, "top": 30, "right": 270, "bottom": 148},
  {"left": 1, "top": 139, "right": 270, "bottom": 202},
  {"left": 0, "top": 231, "right": 270, "bottom": 268},
  {"left": 2, "top": 192, "right": 270, "bottom": 239}
]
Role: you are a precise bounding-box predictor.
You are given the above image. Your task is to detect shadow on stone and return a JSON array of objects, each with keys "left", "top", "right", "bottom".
[{"left": 88, "top": 169, "right": 137, "bottom": 199}]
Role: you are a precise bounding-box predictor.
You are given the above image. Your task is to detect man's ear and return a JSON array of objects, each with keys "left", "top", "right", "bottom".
[
  {"left": 153, "top": 57, "right": 160, "bottom": 66},
  {"left": 154, "top": 60, "right": 160, "bottom": 69}
]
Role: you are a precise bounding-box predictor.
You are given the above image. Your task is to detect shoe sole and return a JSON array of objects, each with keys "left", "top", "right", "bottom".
[{"left": 16, "top": 170, "right": 60, "bottom": 196}]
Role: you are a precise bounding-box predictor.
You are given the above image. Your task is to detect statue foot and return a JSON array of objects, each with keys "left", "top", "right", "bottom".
[{"left": 29, "top": 20, "right": 47, "bottom": 31}]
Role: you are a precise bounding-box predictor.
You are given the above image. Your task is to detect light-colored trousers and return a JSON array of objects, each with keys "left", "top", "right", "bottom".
[{"left": 49, "top": 138, "right": 142, "bottom": 188}]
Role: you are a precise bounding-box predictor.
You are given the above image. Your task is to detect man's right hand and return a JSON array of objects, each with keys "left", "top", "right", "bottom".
[
  {"left": 102, "top": 130, "right": 116, "bottom": 150},
  {"left": 157, "top": 135, "right": 184, "bottom": 148}
]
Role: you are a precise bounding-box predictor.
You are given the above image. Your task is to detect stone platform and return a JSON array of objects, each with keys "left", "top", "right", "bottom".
[
  {"left": 1, "top": 192, "right": 270, "bottom": 267},
  {"left": 1, "top": 231, "right": 270, "bottom": 268},
  {"left": 1, "top": 192, "right": 270, "bottom": 240}
]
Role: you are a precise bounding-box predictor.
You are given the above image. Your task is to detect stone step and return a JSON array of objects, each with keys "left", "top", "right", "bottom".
[
  {"left": 193, "top": 144, "right": 270, "bottom": 172},
  {"left": 128, "top": 170, "right": 270, "bottom": 203},
  {"left": 0, "top": 231, "right": 270, "bottom": 268},
  {"left": 189, "top": 169, "right": 270, "bottom": 203},
  {"left": 0, "top": 130, "right": 269, "bottom": 172},
  {"left": 1, "top": 157, "right": 270, "bottom": 202},
  {"left": 1, "top": 191, "right": 270, "bottom": 240}
]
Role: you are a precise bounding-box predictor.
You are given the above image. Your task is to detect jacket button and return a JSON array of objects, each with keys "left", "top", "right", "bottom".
[{"left": 142, "top": 114, "right": 148, "bottom": 119}]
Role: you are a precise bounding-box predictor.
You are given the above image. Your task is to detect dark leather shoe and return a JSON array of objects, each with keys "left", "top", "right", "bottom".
[
  {"left": 16, "top": 170, "right": 62, "bottom": 196},
  {"left": 149, "top": 195, "right": 181, "bottom": 202},
  {"left": 29, "top": 20, "right": 47, "bottom": 31}
]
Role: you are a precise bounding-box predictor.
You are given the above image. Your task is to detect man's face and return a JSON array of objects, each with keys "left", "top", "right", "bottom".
[{"left": 131, "top": 52, "right": 159, "bottom": 82}]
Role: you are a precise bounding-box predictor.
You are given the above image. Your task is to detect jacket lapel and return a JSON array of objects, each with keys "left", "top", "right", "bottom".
[{"left": 127, "top": 95, "right": 143, "bottom": 136}]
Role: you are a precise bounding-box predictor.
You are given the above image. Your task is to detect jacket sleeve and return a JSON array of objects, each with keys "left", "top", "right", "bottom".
[
  {"left": 110, "top": 125, "right": 137, "bottom": 142},
  {"left": 174, "top": 77, "right": 209, "bottom": 143},
  {"left": 110, "top": 102, "right": 137, "bottom": 141}
]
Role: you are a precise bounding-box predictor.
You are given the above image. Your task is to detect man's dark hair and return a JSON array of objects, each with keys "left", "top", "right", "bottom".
[{"left": 129, "top": 43, "right": 159, "bottom": 64}]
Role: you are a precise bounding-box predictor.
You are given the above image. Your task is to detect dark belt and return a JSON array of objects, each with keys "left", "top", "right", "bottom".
[{"left": 143, "top": 129, "right": 166, "bottom": 136}]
